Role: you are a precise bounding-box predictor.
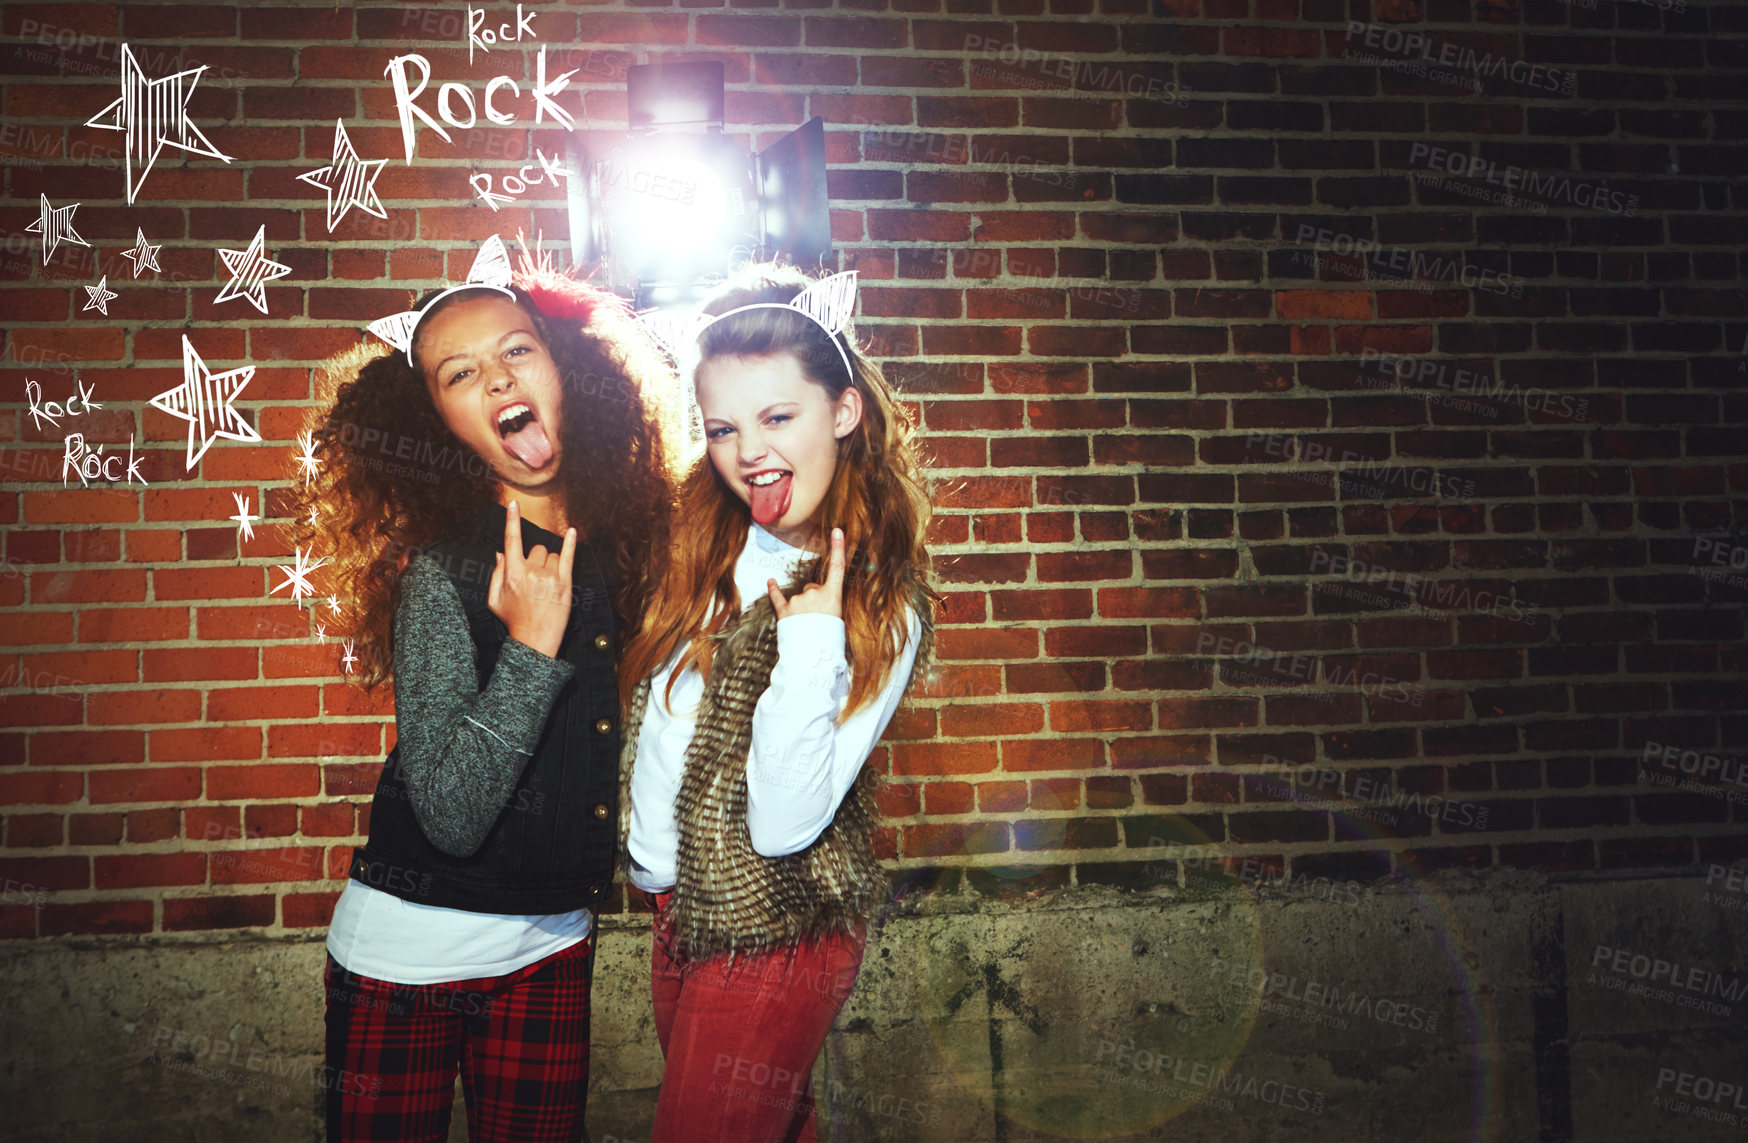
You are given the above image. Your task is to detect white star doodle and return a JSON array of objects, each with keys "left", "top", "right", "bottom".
[
  {"left": 149, "top": 336, "right": 263, "bottom": 471},
  {"left": 215, "top": 225, "right": 292, "bottom": 315},
  {"left": 295, "top": 431, "right": 321, "bottom": 485},
  {"left": 308, "top": 507, "right": 318, "bottom": 527},
  {"left": 84, "top": 42, "right": 233, "bottom": 205},
  {"left": 341, "top": 639, "right": 358, "bottom": 674},
  {"left": 299, "top": 121, "right": 388, "bottom": 233},
  {"left": 326, "top": 596, "right": 342, "bottom": 616},
  {"left": 24, "top": 194, "right": 90, "bottom": 265},
  {"left": 271, "top": 545, "right": 330, "bottom": 607},
  {"left": 82, "top": 276, "right": 118, "bottom": 316},
  {"left": 122, "top": 228, "right": 162, "bottom": 277},
  {"left": 229, "top": 492, "right": 258, "bottom": 543},
  {"left": 314, "top": 623, "right": 327, "bottom": 642}
]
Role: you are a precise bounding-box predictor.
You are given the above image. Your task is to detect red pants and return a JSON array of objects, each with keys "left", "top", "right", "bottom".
[
  {"left": 323, "top": 937, "right": 592, "bottom": 1143},
  {"left": 647, "top": 891, "right": 866, "bottom": 1143}
]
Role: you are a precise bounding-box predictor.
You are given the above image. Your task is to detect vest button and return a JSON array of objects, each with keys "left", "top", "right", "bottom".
[
  {"left": 595, "top": 718, "right": 612, "bottom": 735},
  {"left": 593, "top": 633, "right": 610, "bottom": 650},
  {"left": 593, "top": 803, "right": 609, "bottom": 819}
]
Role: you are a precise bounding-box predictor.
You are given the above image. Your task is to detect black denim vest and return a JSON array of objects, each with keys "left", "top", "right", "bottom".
[{"left": 348, "top": 503, "right": 621, "bottom": 915}]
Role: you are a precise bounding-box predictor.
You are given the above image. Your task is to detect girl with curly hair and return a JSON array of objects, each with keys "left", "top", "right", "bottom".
[
  {"left": 616, "top": 263, "right": 936, "bottom": 1143},
  {"left": 297, "top": 243, "right": 679, "bottom": 1143}
]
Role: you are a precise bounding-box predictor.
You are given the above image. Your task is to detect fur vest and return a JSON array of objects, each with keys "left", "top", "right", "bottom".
[{"left": 617, "top": 570, "right": 934, "bottom": 960}]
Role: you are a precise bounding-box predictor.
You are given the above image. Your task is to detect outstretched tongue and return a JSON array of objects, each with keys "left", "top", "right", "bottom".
[
  {"left": 502, "top": 420, "right": 554, "bottom": 470},
  {"left": 749, "top": 472, "right": 792, "bottom": 527}
]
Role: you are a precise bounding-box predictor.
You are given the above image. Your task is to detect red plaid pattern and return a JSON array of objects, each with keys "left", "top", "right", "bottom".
[{"left": 324, "top": 937, "right": 593, "bottom": 1142}]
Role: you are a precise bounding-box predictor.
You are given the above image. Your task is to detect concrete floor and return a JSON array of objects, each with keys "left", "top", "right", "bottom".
[{"left": 2, "top": 867, "right": 1744, "bottom": 1142}]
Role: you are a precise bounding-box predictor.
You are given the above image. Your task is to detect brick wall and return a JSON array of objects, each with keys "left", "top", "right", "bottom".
[{"left": 2, "top": 0, "right": 1746, "bottom": 944}]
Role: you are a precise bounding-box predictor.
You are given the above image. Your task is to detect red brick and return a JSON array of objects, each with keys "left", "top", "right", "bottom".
[
  {"left": 300, "top": 802, "right": 356, "bottom": 837},
  {"left": 125, "top": 530, "right": 183, "bottom": 563},
  {"left": 244, "top": 804, "right": 297, "bottom": 838},
  {"left": 977, "top": 780, "right": 1028, "bottom": 812},
  {"left": 1002, "top": 737, "right": 1106, "bottom": 772},
  {"left": 163, "top": 894, "right": 275, "bottom": 931},
  {"left": 186, "top": 806, "right": 241, "bottom": 843},
  {"left": 40, "top": 900, "right": 154, "bottom": 936},
  {"left": 268, "top": 723, "right": 382, "bottom": 757},
  {"left": 904, "top": 822, "right": 1010, "bottom": 857},
  {"left": 0, "top": 770, "right": 82, "bottom": 804},
  {"left": 1050, "top": 701, "right": 1154, "bottom": 732},
  {"left": 918, "top": 96, "right": 1019, "bottom": 128},
  {"left": 0, "top": 692, "right": 79, "bottom": 729},
  {"left": 924, "top": 781, "right": 976, "bottom": 815},
  {"left": 20, "top": 649, "right": 136, "bottom": 686},
  {"left": 0, "top": 611, "right": 75, "bottom": 645},
  {"left": 88, "top": 767, "right": 202, "bottom": 805},
  {"left": 890, "top": 741, "right": 1000, "bottom": 776},
  {"left": 85, "top": 689, "right": 201, "bottom": 726},
  {"left": 77, "top": 606, "right": 188, "bottom": 643},
  {"left": 30, "top": 569, "right": 146, "bottom": 603},
  {"left": 206, "top": 685, "right": 321, "bottom": 722},
  {"left": 150, "top": 727, "right": 261, "bottom": 762},
  {"left": 323, "top": 684, "right": 394, "bottom": 718},
  {"left": 95, "top": 853, "right": 207, "bottom": 889},
  {"left": 212, "top": 845, "right": 324, "bottom": 884},
  {"left": 875, "top": 783, "right": 922, "bottom": 818},
  {"left": 127, "top": 807, "right": 181, "bottom": 844},
  {"left": 60, "top": 810, "right": 120, "bottom": 847},
  {"left": 152, "top": 567, "right": 263, "bottom": 601},
  {"left": 5, "top": 813, "right": 63, "bottom": 846},
  {"left": 205, "top": 764, "right": 320, "bottom": 800},
  {"left": 26, "top": 729, "right": 142, "bottom": 766},
  {"left": 940, "top": 703, "right": 1045, "bottom": 737},
  {"left": 282, "top": 891, "right": 341, "bottom": 929},
  {"left": 936, "top": 627, "right": 1039, "bottom": 660},
  {"left": 140, "top": 646, "right": 258, "bottom": 683},
  {"left": 0, "top": 854, "right": 87, "bottom": 890},
  {"left": 263, "top": 643, "right": 342, "bottom": 679}
]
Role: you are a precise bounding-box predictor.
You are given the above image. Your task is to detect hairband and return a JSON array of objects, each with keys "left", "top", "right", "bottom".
[
  {"left": 635, "top": 270, "right": 859, "bottom": 384},
  {"left": 366, "top": 235, "right": 515, "bottom": 365}
]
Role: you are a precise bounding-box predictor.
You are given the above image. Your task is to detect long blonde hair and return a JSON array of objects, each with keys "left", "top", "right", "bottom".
[{"left": 617, "top": 264, "right": 934, "bottom": 715}]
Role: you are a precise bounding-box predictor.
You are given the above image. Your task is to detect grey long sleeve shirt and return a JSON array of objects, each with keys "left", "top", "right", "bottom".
[{"left": 390, "top": 552, "right": 575, "bottom": 858}]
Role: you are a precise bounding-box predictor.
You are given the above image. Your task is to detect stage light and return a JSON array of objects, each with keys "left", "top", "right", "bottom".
[{"left": 564, "top": 61, "right": 832, "bottom": 306}]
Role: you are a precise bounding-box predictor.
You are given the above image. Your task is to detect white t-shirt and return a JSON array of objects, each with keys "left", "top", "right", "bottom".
[
  {"left": 326, "top": 885, "right": 589, "bottom": 985},
  {"left": 626, "top": 522, "right": 923, "bottom": 892}
]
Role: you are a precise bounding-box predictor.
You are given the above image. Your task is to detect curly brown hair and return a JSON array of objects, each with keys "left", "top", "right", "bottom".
[{"left": 290, "top": 284, "right": 682, "bottom": 689}]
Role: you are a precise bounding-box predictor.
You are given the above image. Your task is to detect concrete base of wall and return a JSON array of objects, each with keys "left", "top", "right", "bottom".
[{"left": 2, "top": 868, "right": 1742, "bottom": 1142}]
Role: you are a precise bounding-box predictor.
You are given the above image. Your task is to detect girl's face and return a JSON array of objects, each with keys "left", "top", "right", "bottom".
[
  {"left": 694, "top": 351, "right": 862, "bottom": 550},
  {"left": 415, "top": 294, "right": 564, "bottom": 492}
]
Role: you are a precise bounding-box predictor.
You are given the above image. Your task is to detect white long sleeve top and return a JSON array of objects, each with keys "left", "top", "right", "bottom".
[{"left": 626, "top": 522, "right": 922, "bottom": 893}]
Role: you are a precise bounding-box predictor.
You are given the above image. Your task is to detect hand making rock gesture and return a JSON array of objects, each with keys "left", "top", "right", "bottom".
[
  {"left": 768, "top": 527, "right": 846, "bottom": 621},
  {"left": 488, "top": 500, "right": 576, "bottom": 658}
]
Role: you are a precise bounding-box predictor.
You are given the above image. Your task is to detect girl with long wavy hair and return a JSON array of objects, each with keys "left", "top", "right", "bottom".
[
  {"left": 295, "top": 242, "right": 678, "bottom": 1143},
  {"left": 616, "top": 262, "right": 936, "bottom": 1143}
]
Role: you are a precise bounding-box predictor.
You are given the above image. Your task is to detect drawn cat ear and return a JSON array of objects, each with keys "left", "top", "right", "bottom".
[
  {"left": 367, "top": 235, "right": 515, "bottom": 358},
  {"left": 788, "top": 270, "right": 857, "bottom": 336},
  {"left": 635, "top": 309, "right": 715, "bottom": 361},
  {"left": 367, "top": 310, "right": 422, "bottom": 354},
  {"left": 466, "top": 234, "right": 513, "bottom": 289}
]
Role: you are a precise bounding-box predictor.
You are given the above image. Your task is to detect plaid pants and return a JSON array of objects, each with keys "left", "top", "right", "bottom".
[{"left": 324, "top": 937, "right": 592, "bottom": 1143}]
